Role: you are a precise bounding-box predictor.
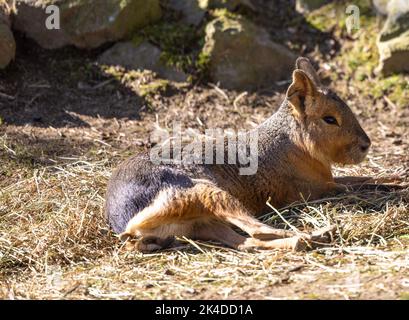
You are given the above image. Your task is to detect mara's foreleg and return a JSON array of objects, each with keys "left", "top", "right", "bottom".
[{"left": 334, "top": 176, "right": 406, "bottom": 192}]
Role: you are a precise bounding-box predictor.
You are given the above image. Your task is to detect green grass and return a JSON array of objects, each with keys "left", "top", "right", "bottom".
[
  {"left": 133, "top": 21, "right": 204, "bottom": 74},
  {"left": 139, "top": 79, "right": 170, "bottom": 98}
]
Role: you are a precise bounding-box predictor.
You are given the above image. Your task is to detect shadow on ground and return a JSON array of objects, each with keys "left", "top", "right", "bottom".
[{"left": 0, "top": 33, "right": 146, "bottom": 128}]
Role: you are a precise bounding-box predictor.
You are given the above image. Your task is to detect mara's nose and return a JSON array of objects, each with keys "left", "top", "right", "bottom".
[{"left": 359, "top": 138, "right": 371, "bottom": 153}]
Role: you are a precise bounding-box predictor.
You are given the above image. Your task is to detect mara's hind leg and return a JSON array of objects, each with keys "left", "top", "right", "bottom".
[
  {"left": 119, "top": 183, "right": 297, "bottom": 245},
  {"left": 192, "top": 184, "right": 333, "bottom": 242},
  {"left": 119, "top": 183, "right": 333, "bottom": 253},
  {"left": 194, "top": 223, "right": 309, "bottom": 251},
  {"left": 119, "top": 187, "right": 212, "bottom": 253},
  {"left": 191, "top": 184, "right": 297, "bottom": 240}
]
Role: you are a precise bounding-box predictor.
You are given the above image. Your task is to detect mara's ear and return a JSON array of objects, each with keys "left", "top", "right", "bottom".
[
  {"left": 286, "top": 69, "right": 318, "bottom": 116},
  {"left": 295, "top": 57, "right": 321, "bottom": 88}
]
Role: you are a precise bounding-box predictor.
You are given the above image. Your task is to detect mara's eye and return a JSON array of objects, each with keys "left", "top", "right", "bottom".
[{"left": 323, "top": 116, "right": 338, "bottom": 126}]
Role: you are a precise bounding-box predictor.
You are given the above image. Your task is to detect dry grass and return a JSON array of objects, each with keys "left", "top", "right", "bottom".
[
  {"left": 1, "top": 137, "right": 408, "bottom": 299},
  {"left": 1, "top": 0, "right": 409, "bottom": 299},
  {"left": 1, "top": 75, "right": 408, "bottom": 300}
]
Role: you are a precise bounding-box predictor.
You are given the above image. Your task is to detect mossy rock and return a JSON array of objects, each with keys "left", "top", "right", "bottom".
[
  {"left": 295, "top": 0, "right": 330, "bottom": 13},
  {"left": 380, "top": 11, "right": 409, "bottom": 42},
  {"left": 0, "top": 0, "right": 12, "bottom": 26},
  {"left": 202, "top": 14, "right": 296, "bottom": 90},
  {"left": 98, "top": 41, "right": 188, "bottom": 82},
  {"left": 13, "top": 0, "right": 162, "bottom": 49},
  {"left": 199, "top": 0, "right": 254, "bottom": 11},
  {"left": 377, "top": 30, "right": 409, "bottom": 75},
  {"left": 166, "top": 0, "right": 206, "bottom": 26},
  {"left": 375, "top": 0, "right": 409, "bottom": 17},
  {"left": 0, "top": 3, "right": 15, "bottom": 69},
  {"left": 0, "top": 23, "right": 15, "bottom": 68},
  {"left": 372, "top": 0, "right": 389, "bottom": 15},
  {"left": 377, "top": 7, "right": 409, "bottom": 75}
]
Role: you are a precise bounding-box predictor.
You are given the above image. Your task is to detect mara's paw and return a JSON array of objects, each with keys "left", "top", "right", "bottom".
[
  {"left": 120, "top": 234, "right": 176, "bottom": 253},
  {"left": 372, "top": 175, "right": 404, "bottom": 184},
  {"left": 311, "top": 225, "right": 336, "bottom": 240},
  {"left": 292, "top": 225, "right": 336, "bottom": 251},
  {"left": 291, "top": 236, "right": 310, "bottom": 252},
  {"left": 119, "top": 232, "right": 135, "bottom": 243},
  {"left": 138, "top": 236, "right": 176, "bottom": 253},
  {"left": 118, "top": 232, "right": 141, "bottom": 251}
]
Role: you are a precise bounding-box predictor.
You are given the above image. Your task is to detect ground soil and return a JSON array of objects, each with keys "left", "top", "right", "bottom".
[{"left": 0, "top": 3, "right": 408, "bottom": 300}]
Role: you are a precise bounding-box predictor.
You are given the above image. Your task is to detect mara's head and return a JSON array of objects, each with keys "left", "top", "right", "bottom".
[{"left": 286, "top": 57, "right": 371, "bottom": 166}]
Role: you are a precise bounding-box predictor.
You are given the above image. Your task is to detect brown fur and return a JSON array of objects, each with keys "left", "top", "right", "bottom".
[{"left": 106, "top": 57, "right": 372, "bottom": 252}]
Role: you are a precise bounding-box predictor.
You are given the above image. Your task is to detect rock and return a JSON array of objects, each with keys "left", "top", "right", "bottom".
[
  {"left": 198, "top": 0, "right": 255, "bottom": 11},
  {"left": 13, "top": 0, "right": 162, "bottom": 49},
  {"left": 372, "top": 0, "right": 389, "bottom": 16},
  {"left": 0, "top": 0, "right": 12, "bottom": 26},
  {"left": 0, "top": 1, "right": 15, "bottom": 68},
  {"left": 199, "top": 0, "right": 254, "bottom": 11},
  {"left": 380, "top": 13, "right": 409, "bottom": 42},
  {"left": 377, "top": 1, "right": 409, "bottom": 75},
  {"left": 98, "top": 41, "right": 188, "bottom": 82},
  {"left": 373, "top": 0, "right": 409, "bottom": 16},
  {"left": 202, "top": 14, "right": 296, "bottom": 90},
  {"left": 167, "top": 0, "right": 206, "bottom": 26},
  {"left": 165, "top": 0, "right": 256, "bottom": 27},
  {"left": 13, "top": 0, "right": 70, "bottom": 49},
  {"left": 295, "top": 0, "right": 329, "bottom": 13}
]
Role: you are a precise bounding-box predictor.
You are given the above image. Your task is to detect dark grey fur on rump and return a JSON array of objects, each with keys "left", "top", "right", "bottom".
[{"left": 105, "top": 154, "right": 194, "bottom": 233}]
